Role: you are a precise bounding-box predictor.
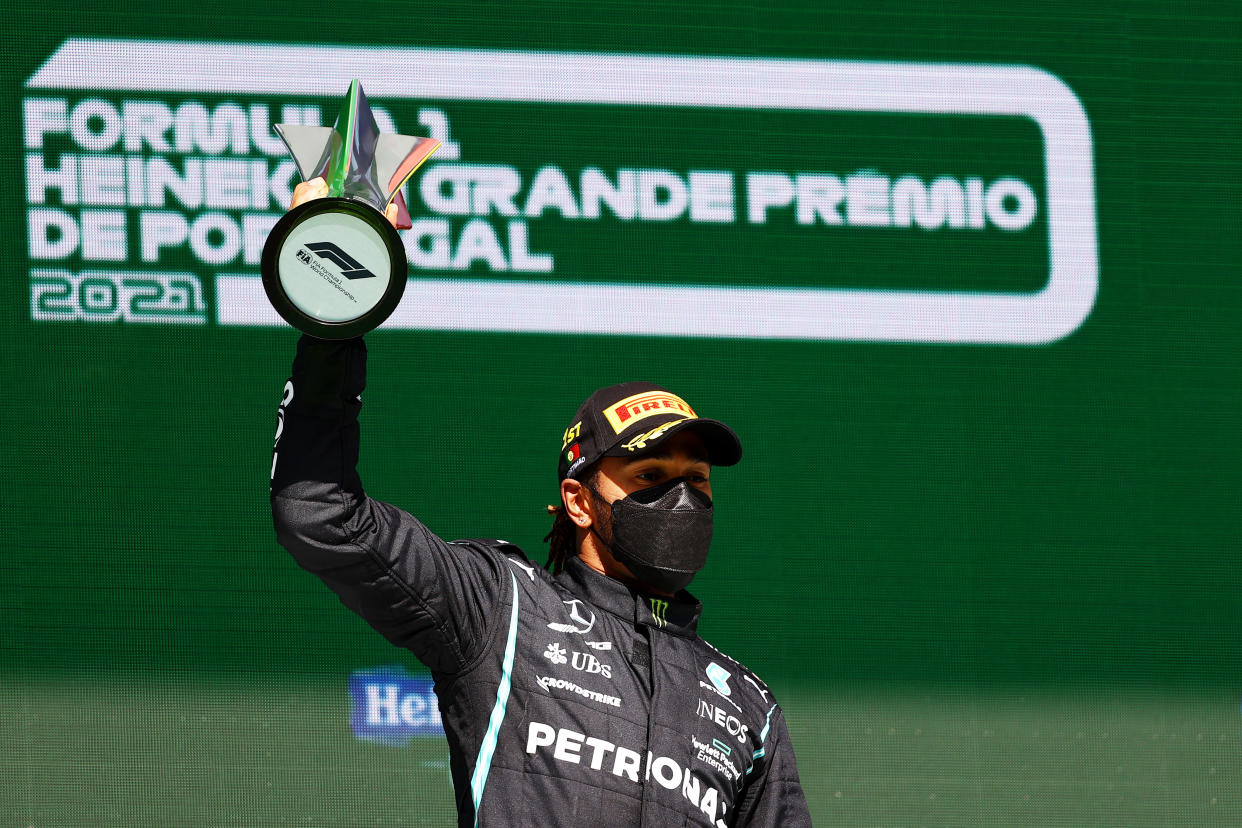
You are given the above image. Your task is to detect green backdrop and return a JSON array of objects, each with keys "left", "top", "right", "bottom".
[{"left": 2, "top": 2, "right": 1238, "bottom": 825}]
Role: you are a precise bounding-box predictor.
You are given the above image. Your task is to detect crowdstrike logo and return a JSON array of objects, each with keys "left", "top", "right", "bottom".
[
  {"left": 535, "top": 674, "right": 621, "bottom": 708},
  {"left": 304, "top": 241, "right": 378, "bottom": 279}
]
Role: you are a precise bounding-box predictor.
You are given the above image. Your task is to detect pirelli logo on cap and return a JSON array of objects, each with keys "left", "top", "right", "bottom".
[{"left": 605, "top": 391, "right": 697, "bottom": 434}]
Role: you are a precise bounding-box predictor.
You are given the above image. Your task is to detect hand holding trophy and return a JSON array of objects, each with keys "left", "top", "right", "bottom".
[{"left": 262, "top": 81, "right": 441, "bottom": 339}]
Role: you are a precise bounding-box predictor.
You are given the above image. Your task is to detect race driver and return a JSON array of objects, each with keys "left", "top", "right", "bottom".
[{"left": 270, "top": 181, "right": 812, "bottom": 827}]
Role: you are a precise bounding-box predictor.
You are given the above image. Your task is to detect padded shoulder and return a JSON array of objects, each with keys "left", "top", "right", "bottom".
[
  {"left": 450, "top": 537, "right": 554, "bottom": 593},
  {"left": 451, "top": 538, "right": 529, "bottom": 560}
]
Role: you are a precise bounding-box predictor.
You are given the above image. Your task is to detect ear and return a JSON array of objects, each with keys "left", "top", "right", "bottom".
[{"left": 561, "top": 478, "right": 595, "bottom": 529}]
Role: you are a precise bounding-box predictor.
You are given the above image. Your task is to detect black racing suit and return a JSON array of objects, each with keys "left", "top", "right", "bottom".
[{"left": 270, "top": 336, "right": 812, "bottom": 827}]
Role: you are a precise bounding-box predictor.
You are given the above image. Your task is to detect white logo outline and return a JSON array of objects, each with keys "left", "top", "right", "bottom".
[
  {"left": 547, "top": 599, "right": 596, "bottom": 635},
  {"left": 742, "top": 674, "right": 769, "bottom": 702},
  {"left": 705, "top": 662, "right": 732, "bottom": 697},
  {"left": 543, "top": 642, "right": 568, "bottom": 665},
  {"left": 507, "top": 558, "right": 536, "bottom": 582}
]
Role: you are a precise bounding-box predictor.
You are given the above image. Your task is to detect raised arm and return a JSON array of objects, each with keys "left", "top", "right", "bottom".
[{"left": 270, "top": 334, "right": 506, "bottom": 676}]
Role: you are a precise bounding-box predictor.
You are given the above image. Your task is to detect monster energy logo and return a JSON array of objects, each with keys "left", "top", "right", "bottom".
[{"left": 649, "top": 598, "right": 669, "bottom": 628}]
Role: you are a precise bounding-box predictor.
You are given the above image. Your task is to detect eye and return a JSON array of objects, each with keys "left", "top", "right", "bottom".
[{"left": 683, "top": 463, "right": 711, "bottom": 483}]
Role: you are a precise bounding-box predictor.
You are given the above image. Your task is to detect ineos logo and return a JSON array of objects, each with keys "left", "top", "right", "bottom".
[
  {"left": 304, "top": 242, "right": 377, "bottom": 280},
  {"left": 697, "top": 699, "right": 750, "bottom": 744}
]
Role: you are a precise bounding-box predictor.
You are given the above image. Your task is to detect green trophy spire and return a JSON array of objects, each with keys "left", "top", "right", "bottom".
[
  {"left": 274, "top": 79, "right": 441, "bottom": 223},
  {"left": 326, "top": 78, "right": 364, "bottom": 198}
]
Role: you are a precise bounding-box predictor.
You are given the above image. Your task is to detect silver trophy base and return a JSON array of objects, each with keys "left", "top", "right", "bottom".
[{"left": 261, "top": 198, "right": 407, "bottom": 340}]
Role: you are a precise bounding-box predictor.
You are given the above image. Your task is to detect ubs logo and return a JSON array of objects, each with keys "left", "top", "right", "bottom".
[
  {"left": 570, "top": 651, "right": 612, "bottom": 678},
  {"left": 544, "top": 642, "right": 613, "bottom": 678}
]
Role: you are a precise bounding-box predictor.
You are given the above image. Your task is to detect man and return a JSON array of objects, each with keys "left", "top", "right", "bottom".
[{"left": 271, "top": 185, "right": 811, "bottom": 828}]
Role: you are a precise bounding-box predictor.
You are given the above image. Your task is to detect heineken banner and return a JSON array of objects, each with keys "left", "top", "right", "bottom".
[
  {"left": 2, "top": 2, "right": 1237, "bottom": 825},
  {"left": 23, "top": 41, "right": 1095, "bottom": 343}
]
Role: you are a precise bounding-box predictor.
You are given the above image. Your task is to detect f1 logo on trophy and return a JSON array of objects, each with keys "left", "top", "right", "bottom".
[{"left": 261, "top": 80, "right": 441, "bottom": 339}]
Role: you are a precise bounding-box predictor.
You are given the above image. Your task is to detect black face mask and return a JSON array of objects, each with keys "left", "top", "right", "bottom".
[{"left": 592, "top": 478, "right": 714, "bottom": 594}]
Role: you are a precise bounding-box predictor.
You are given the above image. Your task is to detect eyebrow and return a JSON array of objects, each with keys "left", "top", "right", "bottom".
[{"left": 625, "top": 448, "right": 710, "bottom": 465}]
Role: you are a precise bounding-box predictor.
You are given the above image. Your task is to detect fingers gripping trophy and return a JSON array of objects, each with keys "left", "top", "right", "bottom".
[{"left": 261, "top": 80, "right": 441, "bottom": 339}]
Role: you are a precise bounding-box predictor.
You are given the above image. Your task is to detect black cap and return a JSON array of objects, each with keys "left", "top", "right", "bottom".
[{"left": 557, "top": 381, "right": 742, "bottom": 481}]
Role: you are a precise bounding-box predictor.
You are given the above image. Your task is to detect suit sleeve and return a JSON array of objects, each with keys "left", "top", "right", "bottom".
[
  {"left": 733, "top": 704, "right": 813, "bottom": 827},
  {"left": 269, "top": 334, "right": 506, "bottom": 676}
]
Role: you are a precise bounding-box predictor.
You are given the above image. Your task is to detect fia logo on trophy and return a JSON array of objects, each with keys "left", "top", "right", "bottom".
[{"left": 261, "top": 80, "right": 440, "bottom": 339}]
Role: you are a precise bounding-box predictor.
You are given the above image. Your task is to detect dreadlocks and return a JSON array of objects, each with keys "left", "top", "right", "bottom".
[
  {"left": 544, "top": 466, "right": 601, "bottom": 574},
  {"left": 543, "top": 506, "right": 577, "bottom": 574}
]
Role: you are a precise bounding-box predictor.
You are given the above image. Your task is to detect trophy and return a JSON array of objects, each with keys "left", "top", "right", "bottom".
[{"left": 262, "top": 80, "right": 441, "bottom": 339}]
